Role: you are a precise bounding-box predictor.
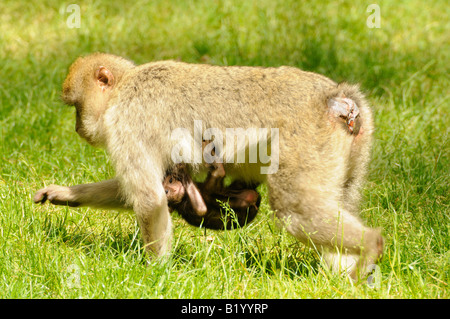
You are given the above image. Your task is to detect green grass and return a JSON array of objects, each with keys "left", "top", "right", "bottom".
[{"left": 0, "top": 0, "right": 448, "bottom": 298}]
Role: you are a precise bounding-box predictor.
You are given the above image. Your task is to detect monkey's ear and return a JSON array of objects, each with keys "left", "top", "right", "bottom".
[
  {"left": 95, "top": 66, "right": 115, "bottom": 90},
  {"left": 185, "top": 181, "right": 207, "bottom": 216}
]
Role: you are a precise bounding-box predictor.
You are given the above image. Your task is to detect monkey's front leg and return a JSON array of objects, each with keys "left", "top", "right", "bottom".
[
  {"left": 33, "top": 179, "right": 130, "bottom": 210},
  {"left": 124, "top": 178, "right": 173, "bottom": 258}
]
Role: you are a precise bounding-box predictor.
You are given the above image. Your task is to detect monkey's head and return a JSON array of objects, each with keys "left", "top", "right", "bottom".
[
  {"left": 163, "top": 165, "right": 208, "bottom": 216},
  {"left": 163, "top": 175, "right": 186, "bottom": 205},
  {"left": 61, "top": 53, "right": 135, "bottom": 147}
]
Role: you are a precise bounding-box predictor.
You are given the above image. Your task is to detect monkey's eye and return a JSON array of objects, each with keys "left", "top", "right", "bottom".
[
  {"left": 169, "top": 178, "right": 173, "bottom": 183},
  {"left": 165, "top": 189, "right": 169, "bottom": 194}
]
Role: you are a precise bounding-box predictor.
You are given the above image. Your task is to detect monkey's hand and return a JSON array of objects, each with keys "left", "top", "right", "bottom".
[{"left": 33, "top": 185, "right": 81, "bottom": 207}]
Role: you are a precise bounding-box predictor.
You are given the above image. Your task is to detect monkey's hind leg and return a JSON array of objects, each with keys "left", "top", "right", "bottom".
[
  {"left": 267, "top": 134, "right": 382, "bottom": 280},
  {"left": 269, "top": 182, "right": 383, "bottom": 279}
]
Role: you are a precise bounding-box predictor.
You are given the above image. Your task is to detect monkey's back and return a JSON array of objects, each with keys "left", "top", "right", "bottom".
[{"left": 116, "top": 61, "right": 337, "bottom": 131}]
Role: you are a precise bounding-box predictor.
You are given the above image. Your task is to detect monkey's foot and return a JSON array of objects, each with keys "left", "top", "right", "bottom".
[
  {"left": 327, "top": 96, "right": 361, "bottom": 134},
  {"left": 243, "top": 190, "right": 259, "bottom": 206}
]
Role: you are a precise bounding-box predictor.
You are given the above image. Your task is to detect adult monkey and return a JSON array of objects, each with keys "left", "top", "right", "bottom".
[{"left": 34, "top": 53, "right": 383, "bottom": 279}]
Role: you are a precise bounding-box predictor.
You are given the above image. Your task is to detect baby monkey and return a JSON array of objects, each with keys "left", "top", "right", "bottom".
[{"left": 163, "top": 159, "right": 260, "bottom": 230}]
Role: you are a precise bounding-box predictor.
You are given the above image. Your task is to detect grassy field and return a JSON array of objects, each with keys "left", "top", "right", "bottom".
[{"left": 0, "top": 0, "right": 448, "bottom": 298}]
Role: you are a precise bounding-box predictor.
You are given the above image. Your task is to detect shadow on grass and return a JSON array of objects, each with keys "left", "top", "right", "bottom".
[
  {"left": 41, "top": 211, "right": 320, "bottom": 280},
  {"left": 41, "top": 213, "right": 147, "bottom": 263},
  {"left": 242, "top": 244, "right": 320, "bottom": 280},
  {"left": 171, "top": 219, "right": 320, "bottom": 280}
]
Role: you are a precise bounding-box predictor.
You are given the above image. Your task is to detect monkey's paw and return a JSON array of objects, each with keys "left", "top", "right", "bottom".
[{"left": 33, "top": 185, "right": 80, "bottom": 207}]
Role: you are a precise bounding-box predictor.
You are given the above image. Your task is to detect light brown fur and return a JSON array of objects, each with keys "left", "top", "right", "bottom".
[{"left": 34, "top": 53, "right": 383, "bottom": 278}]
